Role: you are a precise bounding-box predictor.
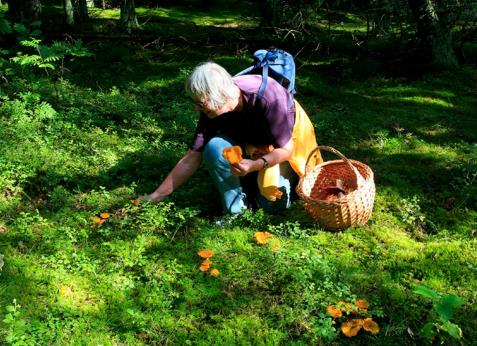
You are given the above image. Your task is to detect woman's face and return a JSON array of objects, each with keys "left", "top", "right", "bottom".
[
  {"left": 193, "top": 100, "right": 230, "bottom": 119},
  {"left": 192, "top": 88, "right": 241, "bottom": 118}
]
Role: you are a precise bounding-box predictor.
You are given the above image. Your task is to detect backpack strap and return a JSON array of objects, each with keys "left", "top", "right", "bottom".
[
  {"left": 235, "top": 49, "right": 294, "bottom": 106},
  {"left": 257, "top": 65, "right": 269, "bottom": 99},
  {"left": 237, "top": 63, "right": 292, "bottom": 107},
  {"left": 235, "top": 60, "right": 269, "bottom": 100},
  {"left": 235, "top": 65, "right": 255, "bottom": 77}
]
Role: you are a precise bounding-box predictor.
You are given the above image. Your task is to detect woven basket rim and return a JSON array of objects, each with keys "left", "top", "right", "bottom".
[
  {"left": 297, "top": 159, "right": 374, "bottom": 205},
  {"left": 307, "top": 158, "right": 374, "bottom": 174},
  {"left": 297, "top": 180, "right": 375, "bottom": 205}
]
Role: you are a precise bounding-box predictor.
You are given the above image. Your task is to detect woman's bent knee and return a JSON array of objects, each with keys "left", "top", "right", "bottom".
[{"left": 203, "top": 136, "right": 232, "bottom": 163}]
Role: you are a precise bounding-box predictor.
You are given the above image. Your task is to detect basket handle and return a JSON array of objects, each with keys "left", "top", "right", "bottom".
[{"left": 305, "top": 146, "right": 365, "bottom": 187}]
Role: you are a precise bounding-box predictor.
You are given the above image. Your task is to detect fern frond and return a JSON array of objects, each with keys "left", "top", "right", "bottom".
[
  {"left": 13, "top": 23, "right": 28, "bottom": 34},
  {"left": 38, "top": 63, "right": 55, "bottom": 70},
  {"left": 20, "top": 55, "right": 42, "bottom": 66},
  {"left": 71, "top": 40, "right": 94, "bottom": 57},
  {"left": 51, "top": 42, "right": 70, "bottom": 50},
  {"left": 0, "top": 17, "right": 12, "bottom": 35},
  {"left": 44, "top": 56, "right": 62, "bottom": 62},
  {"left": 11, "top": 54, "right": 41, "bottom": 67},
  {"left": 20, "top": 39, "right": 41, "bottom": 48}
]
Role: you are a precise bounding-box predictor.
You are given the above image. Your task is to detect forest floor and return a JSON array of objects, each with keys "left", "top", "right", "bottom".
[{"left": 0, "top": 4, "right": 476, "bottom": 345}]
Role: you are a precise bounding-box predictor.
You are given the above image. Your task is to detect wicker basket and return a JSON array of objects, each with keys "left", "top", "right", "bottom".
[{"left": 296, "top": 146, "right": 375, "bottom": 230}]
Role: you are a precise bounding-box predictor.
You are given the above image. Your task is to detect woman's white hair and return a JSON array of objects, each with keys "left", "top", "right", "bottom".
[{"left": 185, "top": 62, "right": 237, "bottom": 111}]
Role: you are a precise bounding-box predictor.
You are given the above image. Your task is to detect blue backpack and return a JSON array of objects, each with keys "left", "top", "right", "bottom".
[{"left": 235, "top": 49, "right": 296, "bottom": 100}]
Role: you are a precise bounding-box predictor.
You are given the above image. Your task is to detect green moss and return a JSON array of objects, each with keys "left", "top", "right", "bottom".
[{"left": 0, "top": 5, "right": 476, "bottom": 344}]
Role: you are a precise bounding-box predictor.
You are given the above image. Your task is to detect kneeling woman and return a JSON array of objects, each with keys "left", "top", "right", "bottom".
[{"left": 144, "top": 62, "right": 322, "bottom": 214}]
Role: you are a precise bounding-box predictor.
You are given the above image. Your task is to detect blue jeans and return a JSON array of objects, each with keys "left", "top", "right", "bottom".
[{"left": 202, "top": 135, "right": 298, "bottom": 214}]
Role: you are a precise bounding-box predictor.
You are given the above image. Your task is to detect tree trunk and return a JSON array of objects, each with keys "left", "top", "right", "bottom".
[
  {"left": 64, "top": 0, "right": 75, "bottom": 26},
  {"left": 120, "top": 0, "right": 139, "bottom": 34},
  {"left": 8, "top": 0, "right": 42, "bottom": 23},
  {"left": 93, "top": 0, "right": 106, "bottom": 9},
  {"left": 408, "top": 0, "right": 458, "bottom": 68},
  {"left": 77, "top": 0, "right": 89, "bottom": 23},
  {"left": 259, "top": 0, "right": 282, "bottom": 28}
]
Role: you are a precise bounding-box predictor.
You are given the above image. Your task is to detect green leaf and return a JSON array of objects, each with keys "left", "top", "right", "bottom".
[
  {"left": 44, "top": 56, "right": 62, "bottom": 62},
  {"left": 435, "top": 295, "right": 464, "bottom": 321},
  {"left": 0, "top": 17, "right": 12, "bottom": 35},
  {"left": 443, "top": 295, "right": 464, "bottom": 308},
  {"left": 38, "top": 63, "right": 55, "bottom": 70},
  {"left": 3, "top": 313, "right": 14, "bottom": 323},
  {"left": 440, "top": 320, "right": 462, "bottom": 339},
  {"left": 20, "top": 38, "right": 42, "bottom": 48},
  {"left": 13, "top": 23, "right": 28, "bottom": 34},
  {"left": 413, "top": 285, "right": 439, "bottom": 300},
  {"left": 420, "top": 321, "right": 436, "bottom": 339}
]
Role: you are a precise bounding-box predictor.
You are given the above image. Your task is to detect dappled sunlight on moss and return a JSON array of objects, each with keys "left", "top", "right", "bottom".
[
  {"left": 316, "top": 22, "right": 367, "bottom": 33},
  {"left": 138, "top": 78, "right": 179, "bottom": 89},
  {"left": 346, "top": 88, "right": 455, "bottom": 110},
  {"left": 92, "top": 6, "right": 258, "bottom": 28},
  {"left": 422, "top": 240, "right": 477, "bottom": 281},
  {"left": 89, "top": 8, "right": 120, "bottom": 19},
  {"left": 387, "top": 238, "right": 423, "bottom": 262},
  {"left": 400, "top": 96, "right": 454, "bottom": 108},
  {"left": 308, "top": 10, "right": 368, "bottom": 33},
  {"left": 381, "top": 87, "right": 455, "bottom": 98},
  {"left": 55, "top": 278, "right": 105, "bottom": 313}
]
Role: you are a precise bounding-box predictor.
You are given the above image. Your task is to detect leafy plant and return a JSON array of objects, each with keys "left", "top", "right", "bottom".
[
  {"left": 326, "top": 299, "right": 380, "bottom": 338},
  {"left": 414, "top": 286, "right": 464, "bottom": 342},
  {"left": 449, "top": 163, "right": 477, "bottom": 208},
  {"left": 133, "top": 201, "right": 200, "bottom": 238},
  {"left": 399, "top": 195, "right": 426, "bottom": 230},
  {"left": 0, "top": 10, "right": 12, "bottom": 35},
  {"left": 13, "top": 21, "right": 42, "bottom": 40},
  {"left": 268, "top": 220, "right": 308, "bottom": 239},
  {"left": 8, "top": 24, "right": 92, "bottom": 103},
  {"left": 2, "top": 299, "right": 35, "bottom": 345},
  {"left": 11, "top": 38, "right": 92, "bottom": 78},
  {"left": 0, "top": 253, "right": 4, "bottom": 272}
]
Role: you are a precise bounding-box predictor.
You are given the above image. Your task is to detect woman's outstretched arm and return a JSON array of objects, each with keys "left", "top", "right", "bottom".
[{"left": 143, "top": 149, "right": 202, "bottom": 201}]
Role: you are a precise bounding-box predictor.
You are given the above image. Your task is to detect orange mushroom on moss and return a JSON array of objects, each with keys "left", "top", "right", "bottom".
[
  {"left": 326, "top": 299, "right": 379, "bottom": 337},
  {"left": 197, "top": 250, "right": 219, "bottom": 277}
]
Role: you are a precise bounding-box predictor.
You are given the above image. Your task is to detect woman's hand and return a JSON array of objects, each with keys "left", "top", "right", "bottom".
[
  {"left": 140, "top": 192, "right": 164, "bottom": 202},
  {"left": 231, "top": 159, "right": 262, "bottom": 176},
  {"left": 231, "top": 139, "right": 294, "bottom": 176}
]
